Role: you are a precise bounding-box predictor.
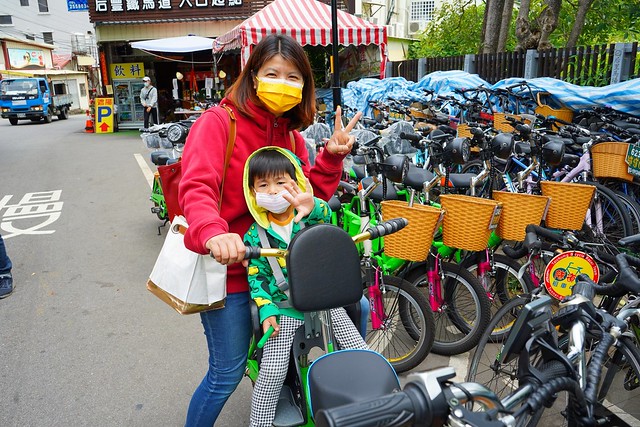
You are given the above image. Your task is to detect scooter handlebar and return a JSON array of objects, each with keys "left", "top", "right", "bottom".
[{"left": 315, "top": 382, "right": 430, "bottom": 427}]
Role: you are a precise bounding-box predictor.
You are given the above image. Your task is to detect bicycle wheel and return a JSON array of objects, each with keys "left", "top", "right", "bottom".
[
  {"left": 407, "top": 262, "right": 491, "bottom": 356},
  {"left": 467, "top": 295, "right": 531, "bottom": 393},
  {"left": 595, "top": 335, "right": 640, "bottom": 423},
  {"left": 462, "top": 253, "right": 535, "bottom": 340},
  {"left": 583, "top": 182, "right": 633, "bottom": 243},
  {"left": 613, "top": 190, "right": 640, "bottom": 235},
  {"left": 364, "top": 275, "right": 435, "bottom": 374}
]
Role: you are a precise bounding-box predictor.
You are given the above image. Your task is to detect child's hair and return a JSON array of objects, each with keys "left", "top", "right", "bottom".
[{"left": 248, "top": 149, "right": 297, "bottom": 187}]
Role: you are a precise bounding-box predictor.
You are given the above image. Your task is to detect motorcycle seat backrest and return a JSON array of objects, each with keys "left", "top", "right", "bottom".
[{"left": 287, "top": 224, "right": 363, "bottom": 312}]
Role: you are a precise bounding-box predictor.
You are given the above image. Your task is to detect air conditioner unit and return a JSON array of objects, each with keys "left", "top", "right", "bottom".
[
  {"left": 385, "top": 24, "right": 394, "bottom": 38},
  {"left": 408, "top": 21, "right": 427, "bottom": 35}
]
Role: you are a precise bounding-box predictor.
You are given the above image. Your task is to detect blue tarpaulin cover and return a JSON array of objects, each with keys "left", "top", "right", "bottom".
[{"left": 316, "top": 71, "right": 640, "bottom": 119}]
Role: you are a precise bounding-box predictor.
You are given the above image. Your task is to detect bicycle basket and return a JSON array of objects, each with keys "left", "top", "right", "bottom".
[
  {"left": 456, "top": 123, "right": 473, "bottom": 138},
  {"left": 492, "top": 191, "right": 550, "bottom": 241},
  {"left": 381, "top": 200, "right": 443, "bottom": 261},
  {"left": 591, "top": 142, "right": 634, "bottom": 183},
  {"left": 540, "top": 181, "right": 595, "bottom": 230},
  {"left": 493, "top": 113, "right": 526, "bottom": 133},
  {"left": 439, "top": 194, "right": 503, "bottom": 251},
  {"left": 535, "top": 92, "right": 574, "bottom": 130}
]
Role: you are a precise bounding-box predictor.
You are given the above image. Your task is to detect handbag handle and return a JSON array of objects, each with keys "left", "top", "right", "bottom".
[{"left": 219, "top": 104, "right": 237, "bottom": 210}]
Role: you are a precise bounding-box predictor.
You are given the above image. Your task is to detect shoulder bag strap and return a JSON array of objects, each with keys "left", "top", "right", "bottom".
[
  {"left": 289, "top": 131, "right": 295, "bottom": 153},
  {"left": 219, "top": 104, "right": 236, "bottom": 209}
]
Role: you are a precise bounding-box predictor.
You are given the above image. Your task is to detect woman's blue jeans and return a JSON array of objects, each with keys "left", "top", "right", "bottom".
[
  {"left": 185, "top": 291, "right": 251, "bottom": 427},
  {"left": 0, "top": 235, "right": 12, "bottom": 274}
]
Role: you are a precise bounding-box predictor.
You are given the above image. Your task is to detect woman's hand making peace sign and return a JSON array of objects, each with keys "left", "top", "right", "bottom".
[{"left": 324, "top": 106, "right": 362, "bottom": 156}]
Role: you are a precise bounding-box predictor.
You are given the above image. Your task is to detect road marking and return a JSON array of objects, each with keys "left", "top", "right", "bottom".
[{"left": 134, "top": 153, "right": 154, "bottom": 189}]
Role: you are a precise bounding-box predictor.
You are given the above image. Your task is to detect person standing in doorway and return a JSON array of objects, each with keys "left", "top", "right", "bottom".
[{"left": 140, "top": 76, "right": 158, "bottom": 129}]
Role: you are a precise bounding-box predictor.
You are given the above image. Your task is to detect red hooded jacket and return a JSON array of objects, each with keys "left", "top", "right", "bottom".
[{"left": 178, "top": 99, "right": 346, "bottom": 294}]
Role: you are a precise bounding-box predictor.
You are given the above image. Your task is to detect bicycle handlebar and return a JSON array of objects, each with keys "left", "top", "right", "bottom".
[
  {"left": 399, "top": 131, "right": 422, "bottom": 142},
  {"left": 572, "top": 253, "right": 640, "bottom": 297},
  {"left": 244, "top": 219, "right": 409, "bottom": 261}
]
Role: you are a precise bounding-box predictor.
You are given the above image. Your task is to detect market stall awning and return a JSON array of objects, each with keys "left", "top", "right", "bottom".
[
  {"left": 131, "top": 35, "right": 215, "bottom": 53},
  {"left": 213, "top": 0, "right": 387, "bottom": 77}
]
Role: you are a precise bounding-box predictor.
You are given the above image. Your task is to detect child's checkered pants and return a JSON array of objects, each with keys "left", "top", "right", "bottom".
[{"left": 249, "top": 308, "right": 368, "bottom": 427}]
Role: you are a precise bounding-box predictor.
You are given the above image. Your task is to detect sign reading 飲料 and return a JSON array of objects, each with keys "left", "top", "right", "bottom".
[{"left": 110, "top": 63, "right": 145, "bottom": 80}]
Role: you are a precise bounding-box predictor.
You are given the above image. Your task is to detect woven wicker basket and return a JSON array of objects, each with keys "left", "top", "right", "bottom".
[
  {"left": 439, "top": 194, "right": 502, "bottom": 251},
  {"left": 381, "top": 200, "right": 443, "bottom": 261},
  {"left": 591, "top": 142, "right": 634, "bottom": 182},
  {"left": 457, "top": 123, "right": 473, "bottom": 138},
  {"left": 492, "top": 191, "right": 550, "bottom": 241},
  {"left": 535, "top": 92, "right": 574, "bottom": 130},
  {"left": 493, "top": 113, "right": 522, "bottom": 133},
  {"left": 540, "top": 181, "right": 595, "bottom": 230}
]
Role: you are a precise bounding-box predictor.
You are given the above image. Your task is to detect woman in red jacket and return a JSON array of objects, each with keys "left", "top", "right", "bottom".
[{"left": 178, "top": 34, "right": 361, "bottom": 426}]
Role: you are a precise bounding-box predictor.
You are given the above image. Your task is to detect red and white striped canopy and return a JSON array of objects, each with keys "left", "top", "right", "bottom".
[{"left": 213, "top": 0, "right": 387, "bottom": 77}]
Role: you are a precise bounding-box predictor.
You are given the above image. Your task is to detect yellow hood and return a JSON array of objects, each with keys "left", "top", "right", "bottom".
[{"left": 243, "top": 146, "right": 310, "bottom": 229}]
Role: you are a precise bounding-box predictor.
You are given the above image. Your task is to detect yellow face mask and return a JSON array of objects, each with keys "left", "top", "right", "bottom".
[{"left": 255, "top": 77, "right": 303, "bottom": 116}]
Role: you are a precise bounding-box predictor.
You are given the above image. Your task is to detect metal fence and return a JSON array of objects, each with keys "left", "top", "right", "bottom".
[{"left": 387, "top": 42, "right": 640, "bottom": 86}]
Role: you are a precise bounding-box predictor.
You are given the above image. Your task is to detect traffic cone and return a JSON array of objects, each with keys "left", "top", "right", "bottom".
[{"left": 85, "top": 109, "right": 94, "bottom": 133}]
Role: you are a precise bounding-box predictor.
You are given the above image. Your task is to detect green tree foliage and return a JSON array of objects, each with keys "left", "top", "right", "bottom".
[
  {"left": 576, "top": 0, "right": 640, "bottom": 44},
  {"left": 408, "top": 0, "right": 486, "bottom": 58},
  {"left": 410, "top": 0, "right": 639, "bottom": 59}
]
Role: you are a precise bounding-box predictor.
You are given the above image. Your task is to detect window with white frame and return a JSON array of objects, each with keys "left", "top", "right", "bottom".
[
  {"left": 43, "top": 32, "right": 53, "bottom": 44},
  {"left": 20, "top": 0, "right": 30, "bottom": 6},
  {"left": 0, "top": 15, "right": 12, "bottom": 25},
  {"left": 411, "top": 0, "right": 436, "bottom": 22},
  {"left": 38, "top": 0, "right": 49, "bottom": 13}
]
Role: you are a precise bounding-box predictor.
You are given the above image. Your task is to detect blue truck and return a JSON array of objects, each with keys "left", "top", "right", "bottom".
[{"left": 0, "top": 77, "right": 73, "bottom": 125}]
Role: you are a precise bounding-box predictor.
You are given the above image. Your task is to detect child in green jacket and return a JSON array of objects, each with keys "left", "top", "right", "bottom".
[{"left": 243, "top": 146, "right": 367, "bottom": 427}]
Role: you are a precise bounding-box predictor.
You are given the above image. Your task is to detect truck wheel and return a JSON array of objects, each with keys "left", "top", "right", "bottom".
[
  {"left": 9, "top": 118, "right": 18, "bottom": 125},
  {"left": 43, "top": 112, "right": 52, "bottom": 123},
  {"left": 58, "top": 107, "right": 69, "bottom": 120}
]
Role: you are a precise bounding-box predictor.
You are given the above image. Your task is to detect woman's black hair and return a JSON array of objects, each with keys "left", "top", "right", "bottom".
[{"left": 248, "top": 149, "right": 297, "bottom": 187}]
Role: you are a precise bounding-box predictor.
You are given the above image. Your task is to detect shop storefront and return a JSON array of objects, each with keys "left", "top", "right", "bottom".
[{"left": 87, "top": 1, "right": 264, "bottom": 129}]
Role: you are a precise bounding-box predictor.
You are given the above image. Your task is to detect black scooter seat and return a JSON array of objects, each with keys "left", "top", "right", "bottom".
[{"left": 308, "top": 349, "right": 400, "bottom": 417}]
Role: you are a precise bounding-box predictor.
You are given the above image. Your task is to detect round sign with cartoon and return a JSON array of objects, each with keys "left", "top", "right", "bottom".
[{"left": 543, "top": 251, "right": 600, "bottom": 300}]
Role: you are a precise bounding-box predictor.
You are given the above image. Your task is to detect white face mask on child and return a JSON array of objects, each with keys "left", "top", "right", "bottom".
[{"left": 255, "top": 190, "right": 291, "bottom": 214}]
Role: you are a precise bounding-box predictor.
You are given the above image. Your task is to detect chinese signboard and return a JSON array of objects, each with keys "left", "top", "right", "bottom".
[
  {"left": 68, "top": 0, "right": 89, "bottom": 11},
  {"left": 110, "top": 62, "right": 145, "bottom": 79},
  {"left": 8, "top": 48, "right": 45, "bottom": 70},
  {"left": 88, "top": 0, "right": 249, "bottom": 23},
  {"left": 95, "top": 98, "right": 115, "bottom": 133}
]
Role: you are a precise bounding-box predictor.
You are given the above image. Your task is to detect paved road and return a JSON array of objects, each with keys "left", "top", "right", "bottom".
[{"left": 0, "top": 115, "right": 459, "bottom": 427}]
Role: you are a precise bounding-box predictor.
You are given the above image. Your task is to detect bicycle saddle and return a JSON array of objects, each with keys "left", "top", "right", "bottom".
[
  {"left": 441, "top": 173, "right": 479, "bottom": 189},
  {"left": 403, "top": 164, "right": 435, "bottom": 190}
]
